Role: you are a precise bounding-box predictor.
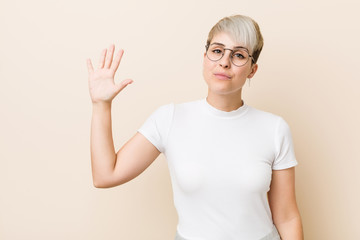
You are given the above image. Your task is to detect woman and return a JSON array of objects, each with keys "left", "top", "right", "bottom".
[{"left": 87, "top": 15, "right": 304, "bottom": 240}]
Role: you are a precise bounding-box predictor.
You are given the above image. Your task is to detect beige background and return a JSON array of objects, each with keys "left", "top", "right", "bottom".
[{"left": 1, "top": 0, "right": 359, "bottom": 239}]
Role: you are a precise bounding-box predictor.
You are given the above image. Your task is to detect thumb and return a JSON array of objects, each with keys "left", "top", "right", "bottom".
[{"left": 115, "top": 79, "right": 134, "bottom": 93}]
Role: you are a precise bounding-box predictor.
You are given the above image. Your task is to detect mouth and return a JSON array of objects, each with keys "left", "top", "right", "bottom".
[{"left": 214, "top": 73, "right": 231, "bottom": 80}]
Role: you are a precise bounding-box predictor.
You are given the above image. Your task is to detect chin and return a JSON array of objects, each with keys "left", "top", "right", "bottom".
[{"left": 204, "top": 74, "right": 244, "bottom": 94}]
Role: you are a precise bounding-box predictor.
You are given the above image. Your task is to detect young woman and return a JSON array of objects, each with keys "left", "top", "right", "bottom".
[{"left": 87, "top": 15, "right": 304, "bottom": 240}]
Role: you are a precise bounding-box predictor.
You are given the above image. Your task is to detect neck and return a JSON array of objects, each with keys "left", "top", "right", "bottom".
[{"left": 206, "top": 90, "right": 244, "bottom": 112}]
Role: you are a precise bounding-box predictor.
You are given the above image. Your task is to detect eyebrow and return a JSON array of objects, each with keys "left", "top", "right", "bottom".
[{"left": 210, "top": 42, "right": 247, "bottom": 50}]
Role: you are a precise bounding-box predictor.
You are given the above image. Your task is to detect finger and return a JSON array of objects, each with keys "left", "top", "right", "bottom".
[
  {"left": 111, "top": 49, "right": 124, "bottom": 73},
  {"left": 86, "top": 58, "right": 94, "bottom": 74},
  {"left": 98, "top": 48, "right": 107, "bottom": 69},
  {"left": 115, "top": 79, "right": 134, "bottom": 93},
  {"left": 104, "top": 44, "right": 115, "bottom": 68}
]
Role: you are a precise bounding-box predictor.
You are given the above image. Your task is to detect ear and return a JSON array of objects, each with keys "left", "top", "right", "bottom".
[{"left": 247, "top": 63, "right": 258, "bottom": 79}]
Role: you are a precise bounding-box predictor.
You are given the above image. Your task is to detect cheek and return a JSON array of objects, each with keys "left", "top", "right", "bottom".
[
  {"left": 202, "top": 61, "right": 208, "bottom": 80},
  {"left": 202, "top": 67, "right": 208, "bottom": 85},
  {"left": 202, "top": 60, "right": 213, "bottom": 78},
  {"left": 244, "top": 63, "right": 254, "bottom": 77},
  {"left": 234, "top": 66, "right": 252, "bottom": 80}
]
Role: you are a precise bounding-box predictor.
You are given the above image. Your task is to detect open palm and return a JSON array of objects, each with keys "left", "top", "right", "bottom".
[{"left": 87, "top": 44, "right": 133, "bottom": 104}]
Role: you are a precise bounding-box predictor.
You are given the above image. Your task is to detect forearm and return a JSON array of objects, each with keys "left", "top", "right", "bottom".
[
  {"left": 275, "top": 215, "right": 304, "bottom": 240},
  {"left": 90, "top": 102, "right": 116, "bottom": 187}
]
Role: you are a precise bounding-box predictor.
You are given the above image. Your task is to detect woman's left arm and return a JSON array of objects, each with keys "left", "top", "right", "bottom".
[{"left": 268, "top": 167, "right": 304, "bottom": 240}]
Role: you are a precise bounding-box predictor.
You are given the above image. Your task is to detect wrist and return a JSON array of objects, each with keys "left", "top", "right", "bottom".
[{"left": 92, "top": 101, "right": 112, "bottom": 111}]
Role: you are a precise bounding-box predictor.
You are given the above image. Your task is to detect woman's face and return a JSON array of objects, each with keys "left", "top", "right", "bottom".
[{"left": 202, "top": 32, "right": 258, "bottom": 96}]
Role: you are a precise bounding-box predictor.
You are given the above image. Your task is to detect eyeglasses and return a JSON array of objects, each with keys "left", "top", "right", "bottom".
[{"left": 205, "top": 44, "right": 255, "bottom": 67}]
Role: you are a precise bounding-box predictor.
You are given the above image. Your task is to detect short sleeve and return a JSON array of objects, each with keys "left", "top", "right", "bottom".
[
  {"left": 272, "top": 117, "right": 298, "bottom": 170},
  {"left": 137, "top": 103, "right": 174, "bottom": 153}
]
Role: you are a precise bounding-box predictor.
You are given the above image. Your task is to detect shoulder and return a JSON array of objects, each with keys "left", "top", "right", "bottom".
[
  {"left": 156, "top": 102, "right": 175, "bottom": 112},
  {"left": 149, "top": 102, "right": 175, "bottom": 119},
  {"left": 175, "top": 98, "right": 203, "bottom": 108},
  {"left": 246, "top": 105, "right": 285, "bottom": 126},
  {"left": 156, "top": 98, "right": 201, "bottom": 111},
  {"left": 168, "top": 99, "right": 204, "bottom": 116},
  {"left": 245, "top": 106, "right": 294, "bottom": 140},
  {"left": 247, "top": 106, "right": 295, "bottom": 145}
]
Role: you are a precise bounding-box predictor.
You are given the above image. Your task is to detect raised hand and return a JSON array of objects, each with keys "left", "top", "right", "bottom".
[{"left": 87, "top": 44, "right": 133, "bottom": 104}]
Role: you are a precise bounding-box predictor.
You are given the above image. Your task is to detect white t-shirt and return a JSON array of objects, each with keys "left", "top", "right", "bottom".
[{"left": 138, "top": 98, "right": 298, "bottom": 240}]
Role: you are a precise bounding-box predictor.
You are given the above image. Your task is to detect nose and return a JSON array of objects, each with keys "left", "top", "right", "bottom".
[{"left": 219, "top": 51, "right": 231, "bottom": 68}]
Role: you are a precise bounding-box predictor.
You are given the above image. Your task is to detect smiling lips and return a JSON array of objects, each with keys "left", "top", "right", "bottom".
[{"left": 214, "top": 73, "right": 231, "bottom": 80}]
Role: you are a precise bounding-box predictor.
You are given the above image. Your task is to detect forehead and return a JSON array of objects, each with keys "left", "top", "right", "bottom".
[{"left": 210, "top": 32, "right": 248, "bottom": 49}]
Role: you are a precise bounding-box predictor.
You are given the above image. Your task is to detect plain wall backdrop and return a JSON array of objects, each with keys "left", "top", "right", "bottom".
[{"left": 1, "top": 0, "right": 359, "bottom": 239}]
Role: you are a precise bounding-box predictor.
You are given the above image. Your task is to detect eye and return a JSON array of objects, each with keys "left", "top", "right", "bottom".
[
  {"left": 212, "top": 48, "right": 223, "bottom": 54},
  {"left": 233, "top": 52, "right": 245, "bottom": 59}
]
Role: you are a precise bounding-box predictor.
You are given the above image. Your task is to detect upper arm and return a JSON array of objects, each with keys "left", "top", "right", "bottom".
[
  {"left": 268, "top": 167, "right": 300, "bottom": 224},
  {"left": 98, "top": 132, "right": 161, "bottom": 188}
]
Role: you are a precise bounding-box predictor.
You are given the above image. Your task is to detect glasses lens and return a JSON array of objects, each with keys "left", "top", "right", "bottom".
[
  {"left": 206, "top": 45, "right": 250, "bottom": 66},
  {"left": 231, "top": 49, "right": 250, "bottom": 66},
  {"left": 207, "top": 45, "right": 224, "bottom": 61}
]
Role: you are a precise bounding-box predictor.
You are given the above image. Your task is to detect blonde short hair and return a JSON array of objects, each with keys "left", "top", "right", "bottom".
[{"left": 206, "top": 15, "right": 264, "bottom": 64}]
